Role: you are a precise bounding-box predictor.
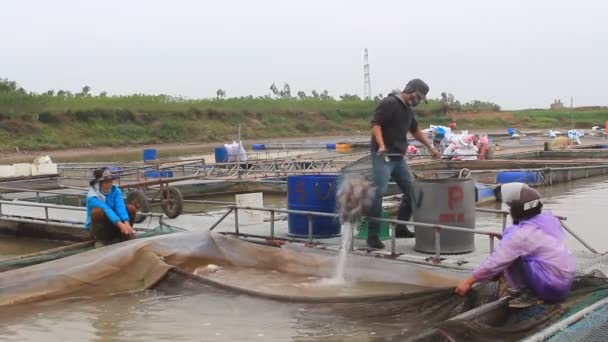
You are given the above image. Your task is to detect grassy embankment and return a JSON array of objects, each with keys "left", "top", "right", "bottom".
[{"left": 0, "top": 92, "right": 606, "bottom": 151}]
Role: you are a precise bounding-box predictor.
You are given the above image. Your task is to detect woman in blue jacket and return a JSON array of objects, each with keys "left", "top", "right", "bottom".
[{"left": 86, "top": 167, "right": 135, "bottom": 244}]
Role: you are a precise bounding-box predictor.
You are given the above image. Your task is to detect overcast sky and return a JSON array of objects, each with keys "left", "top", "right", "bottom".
[{"left": 2, "top": 0, "right": 607, "bottom": 109}]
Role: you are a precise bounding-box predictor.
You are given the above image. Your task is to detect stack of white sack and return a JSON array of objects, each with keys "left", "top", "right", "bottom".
[
  {"left": 442, "top": 131, "right": 479, "bottom": 160},
  {"left": 224, "top": 141, "right": 248, "bottom": 162}
]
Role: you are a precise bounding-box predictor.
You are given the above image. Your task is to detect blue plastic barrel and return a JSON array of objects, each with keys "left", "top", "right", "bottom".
[
  {"left": 214, "top": 147, "right": 228, "bottom": 163},
  {"left": 143, "top": 149, "right": 157, "bottom": 161},
  {"left": 287, "top": 174, "right": 340, "bottom": 238},
  {"left": 475, "top": 183, "right": 497, "bottom": 203},
  {"left": 144, "top": 169, "right": 174, "bottom": 178},
  {"left": 326, "top": 143, "right": 336, "bottom": 150},
  {"left": 252, "top": 144, "right": 266, "bottom": 151},
  {"left": 507, "top": 128, "right": 515, "bottom": 135},
  {"left": 109, "top": 166, "right": 124, "bottom": 176},
  {"left": 496, "top": 171, "right": 539, "bottom": 184}
]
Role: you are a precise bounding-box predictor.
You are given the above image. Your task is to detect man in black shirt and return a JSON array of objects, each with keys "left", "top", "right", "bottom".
[{"left": 368, "top": 78, "right": 440, "bottom": 249}]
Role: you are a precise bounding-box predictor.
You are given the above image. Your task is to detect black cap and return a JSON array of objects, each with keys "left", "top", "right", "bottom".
[{"left": 404, "top": 78, "right": 429, "bottom": 103}]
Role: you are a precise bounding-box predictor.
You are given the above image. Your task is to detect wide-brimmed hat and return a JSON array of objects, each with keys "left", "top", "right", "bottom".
[
  {"left": 501, "top": 182, "right": 542, "bottom": 211},
  {"left": 90, "top": 167, "right": 118, "bottom": 186}
]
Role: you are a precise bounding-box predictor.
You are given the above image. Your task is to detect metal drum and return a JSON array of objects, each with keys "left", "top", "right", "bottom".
[{"left": 413, "top": 178, "right": 476, "bottom": 254}]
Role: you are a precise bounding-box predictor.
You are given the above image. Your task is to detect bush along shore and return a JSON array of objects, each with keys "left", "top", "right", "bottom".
[{"left": 0, "top": 78, "right": 605, "bottom": 151}]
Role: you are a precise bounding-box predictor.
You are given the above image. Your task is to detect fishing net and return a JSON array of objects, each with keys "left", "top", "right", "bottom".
[
  {"left": 548, "top": 302, "right": 608, "bottom": 342},
  {"left": 0, "top": 223, "right": 184, "bottom": 272},
  {"left": 1, "top": 231, "right": 608, "bottom": 341},
  {"left": 340, "top": 154, "right": 376, "bottom": 181},
  {"left": 406, "top": 270, "right": 608, "bottom": 341}
]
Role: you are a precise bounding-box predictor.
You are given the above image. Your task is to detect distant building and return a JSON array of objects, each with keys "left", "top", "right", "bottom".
[{"left": 550, "top": 99, "right": 564, "bottom": 110}]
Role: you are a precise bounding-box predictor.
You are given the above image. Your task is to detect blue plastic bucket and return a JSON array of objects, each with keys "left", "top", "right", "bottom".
[
  {"left": 214, "top": 147, "right": 228, "bottom": 163},
  {"left": 287, "top": 174, "right": 340, "bottom": 238},
  {"left": 507, "top": 128, "right": 515, "bottom": 135},
  {"left": 496, "top": 171, "right": 539, "bottom": 184},
  {"left": 326, "top": 143, "right": 336, "bottom": 150},
  {"left": 143, "top": 149, "right": 157, "bottom": 161},
  {"left": 252, "top": 144, "right": 266, "bottom": 151}
]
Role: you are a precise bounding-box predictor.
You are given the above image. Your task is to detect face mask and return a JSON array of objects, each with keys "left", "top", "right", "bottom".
[{"left": 407, "top": 95, "right": 421, "bottom": 107}]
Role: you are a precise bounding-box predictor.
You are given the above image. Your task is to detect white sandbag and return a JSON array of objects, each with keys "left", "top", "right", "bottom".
[
  {"left": 31, "top": 155, "right": 56, "bottom": 176},
  {"left": 224, "top": 141, "right": 248, "bottom": 162},
  {"left": 32, "top": 155, "right": 52, "bottom": 165}
]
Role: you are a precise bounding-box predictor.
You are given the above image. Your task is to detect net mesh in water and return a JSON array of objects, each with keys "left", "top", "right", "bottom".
[
  {"left": 407, "top": 270, "right": 608, "bottom": 342},
  {"left": 0, "top": 223, "right": 184, "bottom": 272},
  {"left": 548, "top": 302, "right": 608, "bottom": 342},
  {"left": 154, "top": 268, "right": 608, "bottom": 341},
  {"left": 2, "top": 231, "right": 608, "bottom": 341}
]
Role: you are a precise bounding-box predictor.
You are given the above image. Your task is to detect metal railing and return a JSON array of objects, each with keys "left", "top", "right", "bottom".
[
  {"left": 209, "top": 204, "right": 598, "bottom": 264},
  {"left": 412, "top": 163, "right": 608, "bottom": 176},
  {"left": 0, "top": 199, "right": 165, "bottom": 227},
  {"left": 210, "top": 205, "right": 505, "bottom": 264}
]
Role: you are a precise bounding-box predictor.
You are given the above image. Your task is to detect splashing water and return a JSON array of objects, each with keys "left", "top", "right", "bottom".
[{"left": 331, "top": 222, "right": 354, "bottom": 284}]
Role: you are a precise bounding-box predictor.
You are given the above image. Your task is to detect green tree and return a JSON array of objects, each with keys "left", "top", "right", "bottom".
[
  {"left": 280, "top": 83, "right": 291, "bottom": 98},
  {"left": 0, "top": 78, "right": 26, "bottom": 94},
  {"left": 79, "top": 85, "right": 91, "bottom": 97},
  {"left": 0, "top": 78, "right": 19, "bottom": 93},
  {"left": 216, "top": 89, "right": 226, "bottom": 99}
]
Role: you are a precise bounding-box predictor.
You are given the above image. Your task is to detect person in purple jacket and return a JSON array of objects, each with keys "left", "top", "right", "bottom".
[{"left": 455, "top": 182, "right": 576, "bottom": 308}]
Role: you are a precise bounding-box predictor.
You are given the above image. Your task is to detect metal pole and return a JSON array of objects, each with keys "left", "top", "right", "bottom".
[
  {"left": 308, "top": 214, "right": 313, "bottom": 244},
  {"left": 349, "top": 223, "right": 354, "bottom": 252},
  {"left": 489, "top": 235, "right": 495, "bottom": 253},
  {"left": 44, "top": 207, "right": 49, "bottom": 222},
  {"left": 208, "top": 208, "right": 234, "bottom": 231},
  {"left": 36, "top": 191, "right": 40, "bottom": 203},
  {"left": 561, "top": 221, "right": 598, "bottom": 254},
  {"left": 434, "top": 226, "right": 441, "bottom": 263},
  {"left": 521, "top": 296, "right": 608, "bottom": 342},
  {"left": 270, "top": 210, "right": 275, "bottom": 238},
  {"left": 237, "top": 124, "right": 242, "bottom": 180},
  {"left": 502, "top": 213, "right": 507, "bottom": 232},
  {"left": 390, "top": 222, "right": 397, "bottom": 255},
  {"left": 234, "top": 208, "right": 239, "bottom": 235}
]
